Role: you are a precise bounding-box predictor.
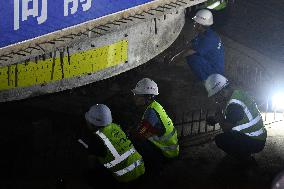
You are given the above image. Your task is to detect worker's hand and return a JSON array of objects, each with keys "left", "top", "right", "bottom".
[
  {"left": 206, "top": 116, "right": 218, "bottom": 126},
  {"left": 215, "top": 107, "right": 225, "bottom": 123}
]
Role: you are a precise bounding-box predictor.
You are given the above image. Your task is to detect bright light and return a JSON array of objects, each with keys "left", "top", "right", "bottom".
[{"left": 272, "top": 92, "right": 284, "bottom": 111}]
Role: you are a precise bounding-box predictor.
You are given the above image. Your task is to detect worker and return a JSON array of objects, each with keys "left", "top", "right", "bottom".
[
  {"left": 205, "top": 74, "right": 267, "bottom": 162},
  {"left": 203, "top": 0, "right": 231, "bottom": 29},
  {"left": 80, "top": 104, "right": 145, "bottom": 186},
  {"left": 166, "top": 9, "right": 224, "bottom": 81},
  {"left": 203, "top": 0, "right": 228, "bottom": 11},
  {"left": 130, "top": 78, "right": 179, "bottom": 173}
]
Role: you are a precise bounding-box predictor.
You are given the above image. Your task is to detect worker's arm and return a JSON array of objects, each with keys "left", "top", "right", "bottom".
[
  {"left": 180, "top": 48, "right": 196, "bottom": 59},
  {"left": 136, "top": 120, "right": 161, "bottom": 139},
  {"left": 206, "top": 104, "right": 225, "bottom": 126},
  {"left": 165, "top": 39, "right": 196, "bottom": 64},
  {"left": 78, "top": 126, "right": 107, "bottom": 157},
  {"left": 219, "top": 104, "right": 244, "bottom": 132},
  {"left": 134, "top": 109, "right": 165, "bottom": 139},
  {"left": 206, "top": 104, "right": 244, "bottom": 132},
  {"left": 220, "top": 123, "right": 234, "bottom": 132}
]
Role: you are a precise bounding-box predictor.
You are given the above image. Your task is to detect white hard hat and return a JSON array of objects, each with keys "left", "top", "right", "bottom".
[
  {"left": 192, "top": 9, "right": 213, "bottom": 26},
  {"left": 132, "top": 78, "right": 159, "bottom": 96},
  {"left": 205, "top": 74, "right": 229, "bottom": 97},
  {"left": 85, "top": 104, "right": 112, "bottom": 127}
]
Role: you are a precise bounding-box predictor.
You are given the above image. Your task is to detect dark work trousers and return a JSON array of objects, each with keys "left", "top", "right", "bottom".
[
  {"left": 85, "top": 160, "right": 146, "bottom": 189},
  {"left": 215, "top": 131, "right": 266, "bottom": 160},
  {"left": 131, "top": 138, "right": 167, "bottom": 179}
]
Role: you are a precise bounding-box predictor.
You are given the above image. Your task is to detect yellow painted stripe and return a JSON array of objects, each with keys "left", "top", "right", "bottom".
[{"left": 0, "top": 40, "right": 128, "bottom": 91}]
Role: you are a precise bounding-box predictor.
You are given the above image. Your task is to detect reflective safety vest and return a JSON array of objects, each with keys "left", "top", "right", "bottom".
[
  {"left": 144, "top": 101, "right": 179, "bottom": 158},
  {"left": 225, "top": 90, "right": 267, "bottom": 141},
  {"left": 205, "top": 0, "right": 227, "bottom": 11},
  {"left": 95, "top": 123, "right": 145, "bottom": 182}
]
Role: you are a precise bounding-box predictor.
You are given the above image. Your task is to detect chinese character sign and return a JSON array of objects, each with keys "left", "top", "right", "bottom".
[
  {"left": 14, "top": 0, "right": 48, "bottom": 30},
  {"left": 0, "top": 0, "right": 153, "bottom": 48}
]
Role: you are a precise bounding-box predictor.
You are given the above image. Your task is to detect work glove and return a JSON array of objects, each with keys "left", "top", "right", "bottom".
[{"left": 206, "top": 116, "right": 218, "bottom": 126}]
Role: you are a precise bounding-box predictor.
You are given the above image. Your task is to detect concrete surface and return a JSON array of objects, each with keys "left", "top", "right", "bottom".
[{"left": 0, "top": 10, "right": 185, "bottom": 102}]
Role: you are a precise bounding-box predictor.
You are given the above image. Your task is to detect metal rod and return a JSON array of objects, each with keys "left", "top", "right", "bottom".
[
  {"left": 205, "top": 110, "right": 209, "bottom": 132},
  {"left": 143, "top": 11, "right": 155, "bottom": 15},
  {"left": 177, "top": 0, "right": 187, "bottom": 5},
  {"left": 181, "top": 112, "right": 185, "bottom": 136},
  {"left": 165, "top": 3, "right": 177, "bottom": 8},
  {"left": 129, "top": 15, "right": 145, "bottom": 19},
  {"left": 191, "top": 112, "right": 194, "bottom": 134},
  {"left": 150, "top": 8, "right": 164, "bottom": 13},
  {"left": 198, "top": 109, "right": 202, "bottom": 134},
  {"left": 114, "top": 20, "right": 127, "bottom": 24},
  {"left": 96, "top": 26, "right": 109, "bottom": 31}
]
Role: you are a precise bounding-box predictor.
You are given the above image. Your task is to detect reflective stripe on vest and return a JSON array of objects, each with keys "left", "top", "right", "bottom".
[
  {"left": 96, "top": 130, "right": 136, "bottom": 169},
  {"left": 232, "top": 115, "right": 261, "bottom": 132},
  {"left": 114, "top": 159, "right": 143, "bottom": 176},
  {"left": 145, "top": 101, "right": 179, "bottom": 158},
  {"left": 228, "top": 99, "right": 253, "bottom": 121},
  {"left": 207, "top": 1, "right": 221, "bottom": 9},
  {"left": 228, "top": 99, "right": 263, "bottom": 137},
  {"left": 245, "top": 128, "right": 265, "bottom": 137},
  {"left": 149, "top": 128, "right": 177, "bottom": 142},
  {"left": 160, "top": 144, "right": 179, "bottom": 151}
]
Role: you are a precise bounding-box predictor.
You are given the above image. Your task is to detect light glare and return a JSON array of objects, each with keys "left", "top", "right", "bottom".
[{"left": 272, "top": 93, "right": 284, "bottom": 111}]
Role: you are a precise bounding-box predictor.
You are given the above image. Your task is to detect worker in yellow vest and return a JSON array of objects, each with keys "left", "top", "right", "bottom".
[
  {"left": 130, "top": 78, "right": 179, "bottom": 175},
  {"left": 204, "top": 0, "right": 228, "bottom": 11},
  {"left": 205, "top": 74, "right": 267, "bottom": 162},
  {"left": 203, "top": 0, "right": 232, "bottom": 29},
  {"left": 80, "top": 104, "right": 145, "bottom": 187}
]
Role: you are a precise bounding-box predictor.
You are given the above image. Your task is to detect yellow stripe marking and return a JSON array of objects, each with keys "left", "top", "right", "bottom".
[{"left": 0, "top": 40, "right": 128, "bottom": 91}]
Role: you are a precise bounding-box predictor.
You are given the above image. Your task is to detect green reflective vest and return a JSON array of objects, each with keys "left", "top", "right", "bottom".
[
  {"left": 225, "top": 90, "right": 267, "bottom": 141},
  {"left": 95, "top": 123, "right": 145, "bottom": 183},
  {"left": 204, "top": 0, "right": 227, "bottom": 11},
  {"left": 144, "top": 101, "right": 179, "bottom": 158}
]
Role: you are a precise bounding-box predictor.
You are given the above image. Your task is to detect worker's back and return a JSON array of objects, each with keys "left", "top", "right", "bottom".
[{"left": 190, "top": 27, "right": 224, "bottom": 78}]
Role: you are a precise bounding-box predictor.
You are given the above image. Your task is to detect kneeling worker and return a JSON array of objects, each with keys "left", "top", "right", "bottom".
[
  {"left": 82, "top": 104, "right": 145, "bottom": 184},
  {"left": 130, "top": 78, "right": 179, "bottom": 165},
  {"left": 205, "top": 74, "right": 267, "bottom": 161}
]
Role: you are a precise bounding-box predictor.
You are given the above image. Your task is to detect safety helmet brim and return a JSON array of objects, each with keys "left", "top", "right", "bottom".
[
  {"left": 85, "top": 104, "right": 112, "bottom": 127},
  {"left": 131, "top": 89, "right": 158, "bottom": 96},
  {"left": 131, "top": 78, "right": 159, "bottom": 96},
  {"left": 207, "top": 81, "right": 228, "bottom": 97},
  {"left": 192, "top": 9, "right": 214, "bottom": 26}
]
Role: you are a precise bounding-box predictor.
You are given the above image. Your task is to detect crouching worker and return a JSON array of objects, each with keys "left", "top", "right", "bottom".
[
  {"left": 80, "top": 104, "right": 145, "bottom": 187},
  {"left": 205, "top": 74, "right": 267, "bottom": 162},
  {"left": 130, "top": 78, "right": 179, "bottom": 174}
]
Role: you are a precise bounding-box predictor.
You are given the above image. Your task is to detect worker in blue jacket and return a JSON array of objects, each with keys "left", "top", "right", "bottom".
[{"left": 166, "top": 9, "right": 224, "bottom": 81}]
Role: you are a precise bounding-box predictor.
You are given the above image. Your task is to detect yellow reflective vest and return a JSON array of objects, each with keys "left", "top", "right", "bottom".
[
  {"left": 205, "top": 0, "right": 227, "bottom": 11},
  {"left": 95, "top": 123, "right": 145, "bottom": 182},
  {"left": 143, "top": 101, "right": 179, "bottom": 158},
  {"left": 225, "top": 90, "right": 267, "bottom": 141}
]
